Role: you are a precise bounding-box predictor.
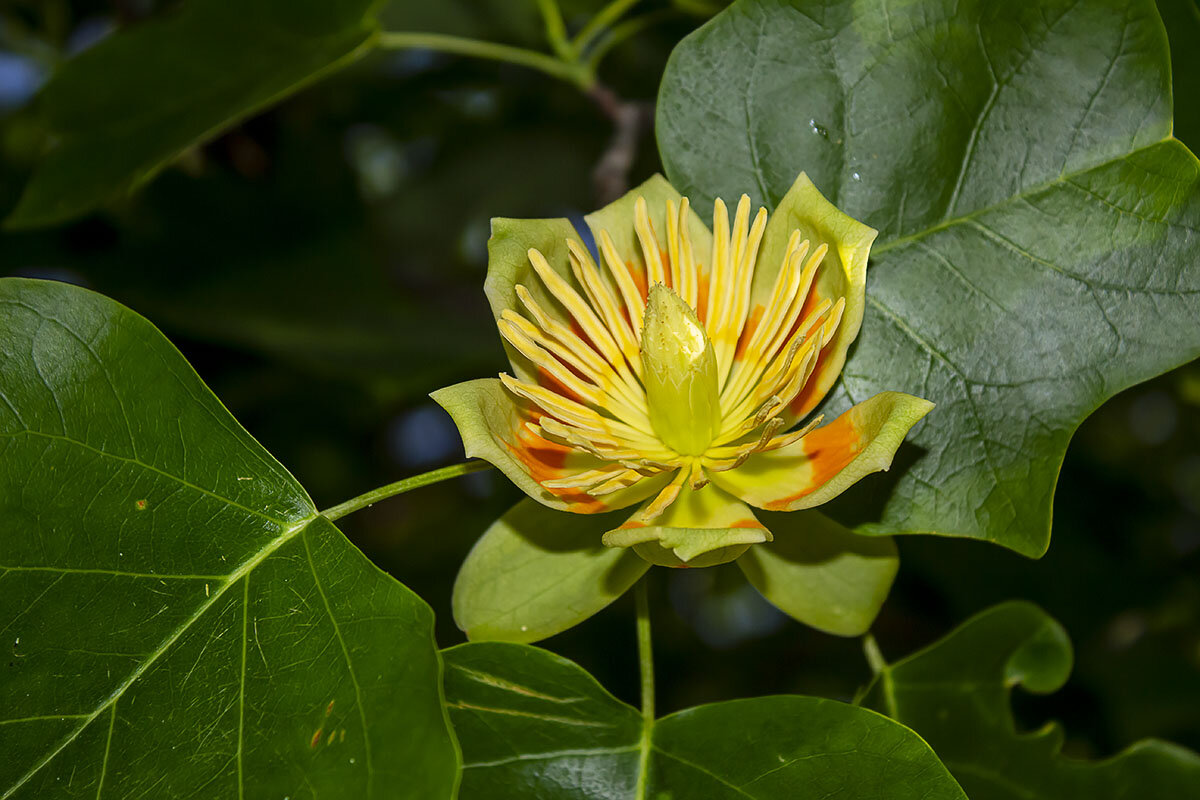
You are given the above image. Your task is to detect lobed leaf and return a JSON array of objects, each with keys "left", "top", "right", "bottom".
[
  {"left": 860, "top": 602, "right": 1200, "bottom": 799},
  {"left": 657, "top": 0, "right": 1200, "bottom": 555}
]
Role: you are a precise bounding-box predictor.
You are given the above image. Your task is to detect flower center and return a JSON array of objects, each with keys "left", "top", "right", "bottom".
[{"left": 640, "top": 284, "right": 722, "bottom": 456}]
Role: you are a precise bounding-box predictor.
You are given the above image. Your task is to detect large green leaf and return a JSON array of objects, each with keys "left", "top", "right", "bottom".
[
  {"left": 444, "top": 641, "right": 966, "bottom": 799},
  {"left": 0, "top": 278, "right": 457, "bottom": 798},
  {"left": 860, "top": 602, "right": 1200, "bottom": 798},
  {"left": 6, "top": 0, "right": 384, "bottom": 228},
  {"left": 657, "top": 0, "right": 1200, "bottom": 555}
]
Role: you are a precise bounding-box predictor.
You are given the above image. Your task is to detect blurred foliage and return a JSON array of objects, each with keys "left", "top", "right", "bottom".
[{"left": 0, "top": 0, "right": 1196, "bottom": 768}]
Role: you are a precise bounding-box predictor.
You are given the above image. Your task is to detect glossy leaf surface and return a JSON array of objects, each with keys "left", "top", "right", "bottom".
[
  {"left": 444, "top": 641, "right": 966, "bottom": 799},
  {"left": 658, "top": 0, "right": 1200, "bottom": 555},
  {"left": 0, "top": 278, "right": 457, "bottom": 798},
  {"left": 7, "top": 0, "right": 383, "bottom": 228},
  {"left": 861, "top": 602, "right": 1200, "bottom": 798}
]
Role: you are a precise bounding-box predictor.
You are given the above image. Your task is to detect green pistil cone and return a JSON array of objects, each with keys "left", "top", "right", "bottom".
[{"left": 640, "top": 284, "right": 722, "bottom": 456}]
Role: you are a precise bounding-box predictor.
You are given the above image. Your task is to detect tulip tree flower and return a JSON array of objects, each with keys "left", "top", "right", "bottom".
[{"left": 433, "top": 173, "right": 933, "bottom": 643}]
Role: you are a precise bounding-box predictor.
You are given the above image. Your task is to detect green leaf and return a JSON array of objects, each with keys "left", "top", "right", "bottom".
[
  {"left": 657, "top": 0, "right": 1200, "bottom": 555},
  {"left": 0, "top": 278, "right": 457, "bottom": 798},
  {"left": 736, "top": 510, "right": 897, "bottom": 636},
  {"left": 453, "top": 498, "right": 649, "bottom": 643},
  {"left": 860, "top": 602, "right": 1200, "bottom": 799},
  {"left": 7, "top": 0, "right": 383, "bottom": 228},
  {"left": 444, "top": 641, "right": 967, "bottom": 799}
]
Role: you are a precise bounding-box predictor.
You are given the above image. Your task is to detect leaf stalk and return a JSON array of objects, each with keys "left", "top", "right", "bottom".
[{"left": 319, "top": 460, "right": 493, "bottom": 522}]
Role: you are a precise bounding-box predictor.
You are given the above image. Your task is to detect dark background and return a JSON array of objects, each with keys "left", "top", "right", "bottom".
[{"left": 2, "top": 0, "right": 1198, "bottom": 758}]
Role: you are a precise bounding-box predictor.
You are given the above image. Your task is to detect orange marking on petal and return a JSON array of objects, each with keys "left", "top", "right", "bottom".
[
  {"left": 734, "top": 304, "right": 765, "bottom": 361},
  {"left": 730, "top": 519, "right": 765, "bottom": 529},
  {"left": 764, "top": 414, "right": 863, "bottom": 510},
  {"left": 629, "top": 260, "right": 648, "bottom": 301},
  {"left": 509, "top": 425, "right": 606, "bottom": 512},
  {"left": 695, "top": 272, "right": 710, "bottom": 325},
  {"left": 618, "top": 519, "right": 648, "bottom": 530}
]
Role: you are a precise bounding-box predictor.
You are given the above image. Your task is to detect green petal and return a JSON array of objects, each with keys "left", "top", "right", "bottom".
[
  {"left": 603, "top": 483, "right": 770, "bottom": 567},
  {"left": 737, "top": 510, "right": 898, "bottom": 636},
  {"left": 453, "top": 499, "right": 649, "bottom": 643},
  {"left": 755, "top": 173, "right": 878, "bottom": 423},
  {"left": 431, "top": 378, "right": 671, "bottom": 513},
  {"left": 484, "top": 215, "right": 583, "bottom": 382},
  {"left": 710, "top": 391, "right": 934, "bottom": 512}
]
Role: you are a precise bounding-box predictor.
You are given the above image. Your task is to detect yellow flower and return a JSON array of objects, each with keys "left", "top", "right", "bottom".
[{"left": 435, "top": 173, "right": 932, "bottom": 569}]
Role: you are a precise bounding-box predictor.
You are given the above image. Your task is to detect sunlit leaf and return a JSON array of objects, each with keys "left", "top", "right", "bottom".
[
  {"left": 0, "top": 278, "right": 457, "bottom": 798},
  {"left": 444, "top": 641, "right": 967, "bottom": 798},
  {"left": 657, "top": 0, "right": 1200, "bottom": 555}
]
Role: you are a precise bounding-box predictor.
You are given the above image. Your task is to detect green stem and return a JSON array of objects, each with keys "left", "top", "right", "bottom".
[
  {"left": 375, "top": 31, "right": 593, "bottom": 89},
  {"left": 535, "top": 0, "right": 573, "bottom": 59},
  {"left": 585, "top": 10, "right": 675, "bottom": 71},
  {"left": 634, "top": 576, "right": 654, "bottom": 798},
  {"left": 862, "top": 633, "right": 887, "bottom": 674},
  {"left": 574, "top": 0, "right": 643, "bottom": 53},
  {"left": 319, "top": 461, "right": 493, "bottom": 522}
]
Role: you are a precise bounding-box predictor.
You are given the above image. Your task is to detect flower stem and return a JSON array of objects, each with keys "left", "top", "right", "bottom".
[
  {"left": 319, "top": 460, "right": 493, "bottom": 522},
  {"left": 375, "top": 31, "right": 593, "bottom": 89},
  {"left": 634, "top": 575, "right": 654, "bottom": 798}
]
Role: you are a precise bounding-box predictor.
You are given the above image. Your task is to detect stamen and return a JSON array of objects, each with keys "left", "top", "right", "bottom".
[
  {"left": 637, "top": 466, "right": 688, "bottom": 522},
  {"left": 597, "top": 230, "right": 647, "bottom": 338},
  {"left": 543, "top": 467, "right": 630, "bottom": 490},
  {"left": 527, "top": 248, "right": 628, "bottom": 374},
  {"left": 500, "top": 310, "right": 651, "bottom": 429},
  {"left": 761, "top": 414, "right": 823, "bottom": 451},
  {"left": 567, "top": 239, "right": 643, "bottom": 379},
  {"left": 590, "top": 469, "right": 647, "bottom": 495},
  {"left": 634, "top": 196, "right": 668, "bottom": 288},
  {"left": 715, "top": 202, "right": 768, "bottom": 384},
  {"left": 498, "top": 317, "right": 604, "bottom": 406},
  {"left": 705, "top": 197, "right": 730, "bottom": 329},
  {"left": 677, "top": 197, "right": 699, "bottom": 311}
]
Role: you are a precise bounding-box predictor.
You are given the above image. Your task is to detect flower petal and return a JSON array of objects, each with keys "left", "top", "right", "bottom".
[
  {"left": 746, "top": 173, "right": 877, "bottom": 424},
  {"left": 485, "top": 216, "right": 583, "bottom": 383},
  {"left": 431, "top": 378, "right": 670, "bottom": 513},
  {"left": 453, "top": 498, "right": 649, "bottom": 643},
  {"left": 602, "top": 483, "right": 770, "bottom": 567},
  {"left": 709, "top": 392, "right": 934, "bottom": 511},
  {"left": 737, "top": 510, "right": 898, "bottom": 636}
]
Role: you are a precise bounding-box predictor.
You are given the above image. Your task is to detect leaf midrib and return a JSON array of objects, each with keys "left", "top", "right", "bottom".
[{"left": 2, "top": 508, "right": 318, "bottom": 799}]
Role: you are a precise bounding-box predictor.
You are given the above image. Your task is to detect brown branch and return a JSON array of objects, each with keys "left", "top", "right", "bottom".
[{"left": 588, "top": 83, "right": 654, "bottom": 205}]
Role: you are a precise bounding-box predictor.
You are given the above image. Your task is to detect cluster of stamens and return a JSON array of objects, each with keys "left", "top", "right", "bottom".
[{"left": 498, "top": 194, "right": 845, "bottom": 521}]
